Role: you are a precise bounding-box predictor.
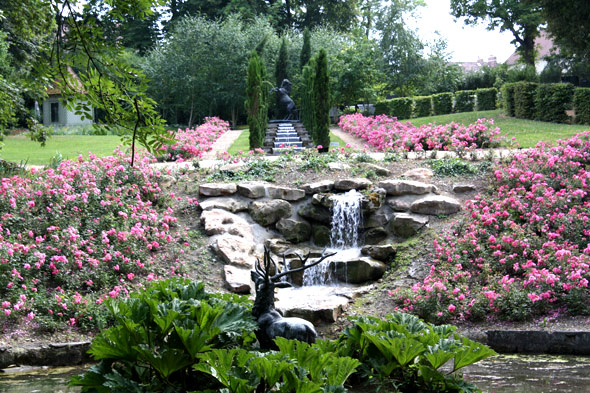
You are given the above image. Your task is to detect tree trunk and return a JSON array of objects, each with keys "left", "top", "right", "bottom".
[
  {"left": 521, "top": 26, "right": 537, "bottom": 67},
  {"left": 187, "top": 96, "right": 194, "bottom": 128},
  {"left": 231, "top": 106, "right": 237, "bottom": 129}
]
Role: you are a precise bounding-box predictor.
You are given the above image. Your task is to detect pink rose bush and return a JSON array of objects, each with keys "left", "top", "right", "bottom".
[
  {"left": 0, "top": 150, "right": 188, "bottom": 330},
  {"left": 392, "top": 132, "right": 590, "bottom": 323},
  {"left": 160, "top": 116, "right": 230, "bottom": 162},
  {"left": 338, "top": 113, "right": 506, "bottom": 152}
]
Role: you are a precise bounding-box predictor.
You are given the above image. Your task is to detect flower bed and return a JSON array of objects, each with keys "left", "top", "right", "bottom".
[
  {"left": 160, "top": 116, "right": 230, "bottom": 162},
  {"left": 0, "top": 150, "right": 190, "bottom": 331},
  {"left": 392, "top": 132, "right": 590, "bottom": 322},
  {"left": 338, "top": 113, "right": 507, "bottom": 152}
]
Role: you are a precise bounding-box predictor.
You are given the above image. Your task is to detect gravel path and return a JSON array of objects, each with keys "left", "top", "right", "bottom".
[
  {"left": 202, "top": 129, "right": 244, "bottom": 159},
  {"left": 329, "top": 126, "right": 367, "bottom": 150}
]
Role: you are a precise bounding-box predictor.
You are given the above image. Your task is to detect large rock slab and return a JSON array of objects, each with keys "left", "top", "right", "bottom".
[
  {"left": 267, "top": 185, "right": 306, "bottom": 201},
  {"left": 361, "top": 188, "right": 386, "bottom": 213},
  {"left": 200, "top": 209, "right": 253, "bottom": 241},
  {"left": 211, "top": 234, "right": 255, "bottom": 268},
  {"left": 275, "top": 286, "right": 361, "bottom": 323},
  {"left": 402, "top": 168, "right": 434, "bottom": 181},
  {"left": 276, "top": 218, "right": 312, "bottom": 243},
  {"left": 386, "top": 195, "right": 426, "bottom": 212},
  {"left": 298, "top": 203, "right": 331, "bottom": 225},
  {"left": 312, "top": 193, "right": 334, "bottom": 209},
  {"left": 199, "top": 196, "right": 249, "bottom": 213},
  {"left": 199, "top": 182, "right": 237, "bottom": 196},
  {"left": 302, "top": 180, "right": 334, "bottom": 194},
  {"left": 362, "top": 227, "right": 388, "bottom": 245},
  {"left": 361, "top": 244, "right": 397, "bottom": 262},
  {"left": 390, "top": 213, "right": 429, "bottom": 238},
  {"left": 364, "top": 163, "right": 391, "bottom": 176},
  {"left": 410, "top": 195, "right": 461, "bottom": 215},
  {"left": 334, "top": 178, "right": 372, "bottom": 191},
  {"left": 331, "top": 257, "right": 386, "bottom": 284},
  {"left": 453, "top": 183, "right": 477, "bottom": 193},
  {"left": 223, "top": 265, "right": 251, "bottom": 294},
  {"left": 237, "top": 181, "right": 268, "bottom": 199},
  {"left": 249, "top": 199, "right": 293, "bottom": 226},
  {"left": 328, "top": 162, "right": 351, "bottom": 171},
  {"left": 378, "top": 179, "right": 436, "bottom": 196},
  {"left": 312, "top": 225, "right": 331, "bottom": 247}
]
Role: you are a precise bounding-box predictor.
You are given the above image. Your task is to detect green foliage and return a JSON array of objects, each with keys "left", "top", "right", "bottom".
[
  {"left": 300, "top": 28, "right": 312, "bottom": 70},
  {"left": 432, "top": 92, "right": 453, "bottom": 115},
  {"left": 429, "top": 157, "right": 480, "bottom": 177},
  {"left": 454, "top": 90, "right": 475, "bottom": 113},
  {"left": 207, "top": 157, "right": 281, "bottom": 183},
  {"left": 336, "top": 313, "right": 496, "bottom": 392},
  {"left": 534, "top": 83, "right": 574, "bottom": 123},
  {"left": 374, "top": 100, "right": 389, "bottom": 116},
  {"left": 574, "top": 87, "right": 590, "bottom": 125},
  {"left": 70, "top": 278, "right": 257, "bottom": 392},
  {"left": 513, "top": 81, "right": 538, "bottom": 119},
  {"left": 245, "top": 51, "right": 268, "bottom": 149},
  {"left": 390, "top": 97, "right": 413, "bottom": 119},
  {"left": 301, "top": 62, "right": 316, "bottom": 137},
  {"left": 414, "top": 96, "right": 432, "bottom": 117},
  {"left": 476, "top": 88, "right": 497, "bottom": 110},
  {"left": 501, "top": 83, "right": 517, "bottom": 116},
  {"left": 313, "top": 49, "right": 330, "bottom": 148}
]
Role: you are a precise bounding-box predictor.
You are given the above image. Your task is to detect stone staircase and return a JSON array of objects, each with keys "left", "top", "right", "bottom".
[{"left": 264, "top": 120, "right": 314, "bottom": 154}]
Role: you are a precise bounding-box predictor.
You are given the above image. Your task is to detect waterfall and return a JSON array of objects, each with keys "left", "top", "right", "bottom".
[{"left": 303, "top": 190, "right": 363, "bottom": 286}]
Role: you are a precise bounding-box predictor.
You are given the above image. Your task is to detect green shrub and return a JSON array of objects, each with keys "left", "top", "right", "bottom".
[
  {"left": 535, "top": 83, "right": 574, "bottom": 123},
  {"left": 414, "top": 95, "right": 432, "bottom": 117},
  {"left": 513, "top": 81, "right": 538, "bottom": 119},
  {"left": 501, "top": 83, "right": 517, "bottom": 116},
  {"left": 432, "top": 92, "right": 453, "bottom": 115},
  {"left": 454, "top": 90, "right": 476, "bottom": 113},
  {"left": 574, "top": 87, "right": 590, "bottom": 125},
  {"left": 390, "top": 97, "right": 413, "bottom": 119},
  {"left": 476, "top": 88, "right": 497, "bottom": 110},
  {"left": 374, "top": 100, "right": 389, "bottom": 116},
  {"left": 429, "top": 157, "right": 478, "bottom": 177}
]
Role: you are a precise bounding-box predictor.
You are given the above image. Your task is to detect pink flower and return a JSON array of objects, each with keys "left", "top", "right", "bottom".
[
  {"left": 4, "top": 309, "right": 11, "bottom": 316},
  {"left": 448, "top": 304, "right": 456, "bottom": 313}
]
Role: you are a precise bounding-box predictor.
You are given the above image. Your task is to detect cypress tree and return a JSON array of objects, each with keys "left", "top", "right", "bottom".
[
  {"left": 300, "top": 28, "right": 311, "bottom": 70},
  {"left": 245, "top": 51, "right": 267, "bottom": 149},
  {"left": 274, "top": 37, "right": 289, "bottom": 118},
  {"left": 313, "top": 49, "right": 330, "bottom": 149},
  {"left": 301, "top": 61, "right": 315, "bottom": 139}
]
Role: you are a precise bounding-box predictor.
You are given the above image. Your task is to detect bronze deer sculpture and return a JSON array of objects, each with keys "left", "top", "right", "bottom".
[{"left": 251, "top": 247, "right": 335, "bottom": 349}]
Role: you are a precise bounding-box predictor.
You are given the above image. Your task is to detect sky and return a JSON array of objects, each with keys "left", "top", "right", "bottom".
[{"left": 412, "top": 0, "right": 516, "bottom": 63}]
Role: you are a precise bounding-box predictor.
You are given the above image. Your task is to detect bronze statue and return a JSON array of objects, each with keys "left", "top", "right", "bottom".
[
  {"left": 251, "top": 247, "right": 334, "bottom": 349},
  {"left": 271, "top": 79, "right": 298, "bottom": 120}
]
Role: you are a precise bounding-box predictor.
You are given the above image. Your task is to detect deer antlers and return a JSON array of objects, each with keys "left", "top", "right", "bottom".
[{"left": 255, "top": 247, "right": 336, "bottom": 283}]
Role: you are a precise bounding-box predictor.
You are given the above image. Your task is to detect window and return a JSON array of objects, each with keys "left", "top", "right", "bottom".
[{"left": 51, "top": 102, "right": 59, "bottom": 123}]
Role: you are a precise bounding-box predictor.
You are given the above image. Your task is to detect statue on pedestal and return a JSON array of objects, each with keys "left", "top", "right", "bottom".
[{"left": 271, "top": 79, "right": 297, "bottom": 120}]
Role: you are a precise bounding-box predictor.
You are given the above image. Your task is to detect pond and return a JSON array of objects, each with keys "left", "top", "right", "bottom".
[{"left": 0, "top": 355, "right": 589, "bottom": 392}]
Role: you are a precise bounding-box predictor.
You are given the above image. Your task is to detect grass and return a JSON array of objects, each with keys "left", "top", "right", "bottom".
[
  {"left": 1, "top": 135, "right": 122, "bottom": 165},
  {"left": 409, "top": 109, "right": 590, "bottom": 148},
  {"left": 227, "top": 129, "right": 346, "bottom": 154}
]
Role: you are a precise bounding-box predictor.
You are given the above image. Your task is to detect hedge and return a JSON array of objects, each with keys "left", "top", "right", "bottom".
[
  {"left": 574, "top": 87, "right": 590, "bottom": 125},
  {"left": 414, "top": 96, "right": 432, "bottom": 118},
  {"left": 501, "top": 83, "right": 517, "bottom": 117},
  {"left": 513, "top": 81, "right": 538, "bottom": 119},
  {"left": 390, "top": 97, "right": 413, "bottom": 119},
  {"left": 432, "top": 92, "right": 453, "bottom": 115},
  {"left": 476, "top": 88, "right": 497, "bottom": 111},
  {"left": 374, "top": 100, "right": 389, "bottom": 116},
  {"left": 455, "top": 90, "right": 476, "bottom": 113},
  {"left": 535, "top": 83, "right": 574, "bottom": 123}
]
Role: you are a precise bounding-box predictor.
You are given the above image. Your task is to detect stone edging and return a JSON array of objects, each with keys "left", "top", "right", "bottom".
[{"left": 0, "top": 341, "right": 92, "bottom": 369}]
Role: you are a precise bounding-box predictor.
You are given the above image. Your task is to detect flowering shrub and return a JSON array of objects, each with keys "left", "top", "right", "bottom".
[
  {"left": 392, "top": 132, "right": 590, "bottom": 322},
  {"left": 338, "top": 113, "right": 507, "bottom": 153},
  {"left": 0, "top": 150, "right": 189, "bottom": 330},
  {"left": 160, "top": 117, "right": 230, "bottom": 162}
]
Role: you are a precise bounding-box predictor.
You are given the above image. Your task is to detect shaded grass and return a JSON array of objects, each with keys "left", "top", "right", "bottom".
[
  {"left": 409, "top": 109, "right": 590, "bottom": 148},
  {"left": 227, "top": 129, "right": 346, "bottom": 154},
  {"left": 1, "top": 135, "right": 122, "bottom": 165}
]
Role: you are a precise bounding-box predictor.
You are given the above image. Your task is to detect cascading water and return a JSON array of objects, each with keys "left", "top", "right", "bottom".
[{"left": 303, "top": 190, "right": 363, "bottom": 286}]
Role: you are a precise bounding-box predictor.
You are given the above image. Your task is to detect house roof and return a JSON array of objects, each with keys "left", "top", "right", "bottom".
[
  {"left": 505, "top": 30, "right": 558, "bottom": 65},
  {"left": 46, "top": 67, "right": 86, "bottom": 95}
]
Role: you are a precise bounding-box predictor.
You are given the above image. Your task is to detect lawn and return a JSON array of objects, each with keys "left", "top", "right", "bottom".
[
  {"left": 1, "top": 135, "right": 123, "bottom": 165},
  {"left": 227, "top": 129, "right": 346, "bottom": 155},
  {"left": 409, "top": 109, "right": 590, "bottom": 148}
]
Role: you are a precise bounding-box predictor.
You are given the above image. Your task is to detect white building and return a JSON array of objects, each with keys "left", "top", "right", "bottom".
[{"left": 42, "top": 68, "right": 93, "bottom": 127}]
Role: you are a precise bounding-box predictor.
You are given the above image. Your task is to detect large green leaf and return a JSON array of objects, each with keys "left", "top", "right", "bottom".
[
  {"left": 452, "top": 337, "right": 497, "bottom": 372},
  {"left": 135, "top": 345, "right": 193, "bottom": 378},
  {"left": 365, "top": 333, "right": 425, "bottom": 367}
]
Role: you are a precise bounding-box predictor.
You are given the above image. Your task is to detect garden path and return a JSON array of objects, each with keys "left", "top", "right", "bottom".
[
  {"left": 329, "top": 125, "right": 367, "bottom": 150},
  {"left": 202, "top": 129, "right": 244, "bottom": 159}
]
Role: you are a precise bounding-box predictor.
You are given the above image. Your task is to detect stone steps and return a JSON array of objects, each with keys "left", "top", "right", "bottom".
[{"left": 264, "top": 120, "right": 314, "bottom": 154}]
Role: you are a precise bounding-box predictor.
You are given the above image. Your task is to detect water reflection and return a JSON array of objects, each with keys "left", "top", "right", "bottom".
[{"left": 0, "top": 366, "right": 87, "bottom": 393}]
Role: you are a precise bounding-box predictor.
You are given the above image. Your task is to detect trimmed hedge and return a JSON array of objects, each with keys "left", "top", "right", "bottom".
[
  {"left": 513, "top": 81, "right": 538, "bottom": 119},
  {"left": 390, "top": 97, "right": 413, "bottom": 119},
  {"left": 432, "top": 92, "right": 453, "bottom": 115},
  {"left": 535, "top": 83, "right": 574, "bottom": 123},
  {"left": 374, "top": 100, "right": 389, "bottom": 116},
  {"left": 455, "top": 90, "right": 476, "bottom": 113},
  {"left": 501, "top": 83, "right": 517, "bottom": 117},
  {"left": 414, "top": 96, "right": 432, "bottom": 118},
  {"left": 574, "top": 87, "right": 590, "bottom": 125},
  {"left": 476, "top": 88, "right": 497, "bottom": 110}
]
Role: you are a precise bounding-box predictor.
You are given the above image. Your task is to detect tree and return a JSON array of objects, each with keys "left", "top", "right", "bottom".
[
  {"left": 300, "top": 59, "right": 315, "bottom": 137},
  {"left": 540, "top": 0, "right": 590, "bottom": 62},
  {"left": 245, "top": 51, "right": 268, "bottom": 149},
  {"left": 312, "top": 49, "right": 330, "bottom": 149},
  {"left": 420, "top": 36, "right": 463, "bottom": 94},
  {"left": 299, "top": 28, "right": 311, "bottom": 70},
  {"left": 450, "top": 0, "right": 544, "bottom": 67}
]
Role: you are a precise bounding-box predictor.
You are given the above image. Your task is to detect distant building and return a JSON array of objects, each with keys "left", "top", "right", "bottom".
[
  {"left": 42, "top": 67, "right": 94, "bottom": 127},
  {"left": 504, "top": 30, "right": 557, "bottom": 71},
  {"left": 454, "top": 56, "right": 498, "bottom": 73}
]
